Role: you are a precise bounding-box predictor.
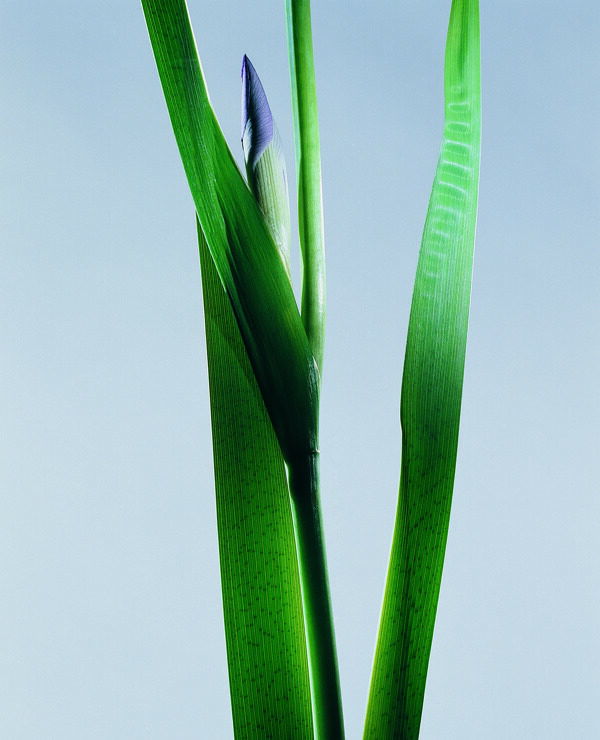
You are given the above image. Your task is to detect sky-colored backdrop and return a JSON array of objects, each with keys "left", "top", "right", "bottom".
[{"left": 1, "top": 1, "right": 598, "bottom": 737}]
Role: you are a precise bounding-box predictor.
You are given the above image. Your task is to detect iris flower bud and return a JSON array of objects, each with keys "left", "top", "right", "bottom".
[{"left": 241, "top": 55, "right": 292, "bottom": 280}]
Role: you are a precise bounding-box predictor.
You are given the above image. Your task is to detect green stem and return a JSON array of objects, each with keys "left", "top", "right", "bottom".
[
  {"left": 285, "top": 0, "right": 326, "bottom": 375},
  {"left": 289, "top": 455, "right": 344, "bottom": 740}
]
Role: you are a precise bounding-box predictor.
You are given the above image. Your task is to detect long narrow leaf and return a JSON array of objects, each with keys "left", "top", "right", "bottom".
[
  {"left": 198, "top": 222, "right": 313, "bottom": 738},
  {"left": 142, "top": 0, "right": 319, "bottom": 467},
  {"left": 142, "top": 0, "right": 317, "bottom": 734},
  {"left": 364, "top": 1, "right": 481, "bottom": 737}
]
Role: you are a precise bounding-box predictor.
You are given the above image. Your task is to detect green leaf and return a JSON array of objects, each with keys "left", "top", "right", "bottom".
[
  {"left": 142, "top": 0, "right": 319, "bottom": 467},
  {"left": 198, "top": 221, "right": 313, "bottom": 738},
  {"left": 364, "top": 1, "right": 481, "bottom": 737},
  {"left": 142, "top": 0, "right": 317, "bottom": 734}
]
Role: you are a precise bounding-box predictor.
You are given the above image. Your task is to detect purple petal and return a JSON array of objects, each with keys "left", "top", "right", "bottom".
[{"left": 241, "top": 54, "right": 274, "bottom": 169}]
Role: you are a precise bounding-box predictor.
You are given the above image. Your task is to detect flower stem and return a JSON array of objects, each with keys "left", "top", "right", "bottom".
[
  {"left": 289, "top": 455, "right": 344, "bottom": 740},
  {"left": 285, "top": 0, "right": 326, "bottom": 375}
]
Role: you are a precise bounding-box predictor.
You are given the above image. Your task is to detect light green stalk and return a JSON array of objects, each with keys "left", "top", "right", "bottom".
[
  {"left": 286, "top": 0, "right": 326, "bottom": 375},
  {"left": 285, "top": 2, "right": 343, "bottom": 737},
  {"left": 245, "top": 134, "right": 292, "bottom": 279},
  {"left": 364, "top": 1, "right": 481, "bottom": 737}
]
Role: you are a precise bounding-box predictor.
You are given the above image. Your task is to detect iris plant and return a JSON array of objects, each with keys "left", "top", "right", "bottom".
[{"left": 142, "top": 0, "right": 481, "bottom": 737}]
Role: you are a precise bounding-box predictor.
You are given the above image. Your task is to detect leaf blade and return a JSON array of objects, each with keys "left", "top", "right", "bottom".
[
  {"left": 142, "top": 0, "right": 319, "bottom": 466},
  {"left": 141, "top": 0, "right": 316, "bottom": 733},
  {"left": 364, "top": 2, "right": 481, "bottom": 737},
  {"left": 198, "top": 222, "right": 314, "bottom": 738}
]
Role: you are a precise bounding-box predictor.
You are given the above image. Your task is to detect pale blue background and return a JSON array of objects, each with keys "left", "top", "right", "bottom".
[{"left": 1, "top": 1, "right": 598, "bottom": 737}]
